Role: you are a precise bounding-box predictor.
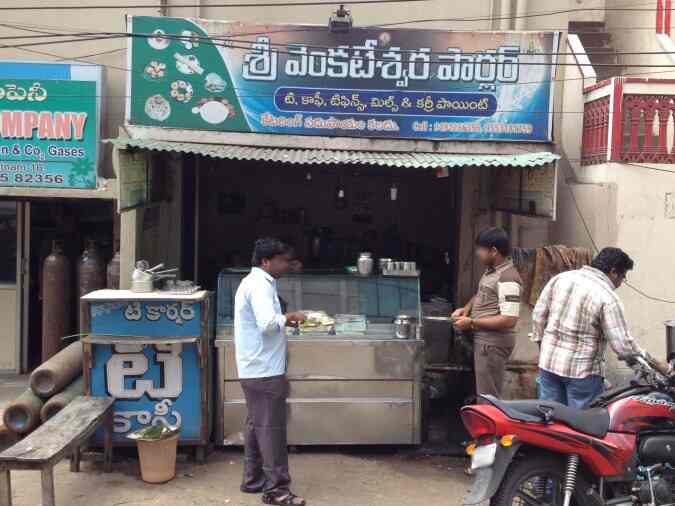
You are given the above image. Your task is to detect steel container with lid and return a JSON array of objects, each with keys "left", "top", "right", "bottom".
[
  {"left": 394, "top": 314, "right": 418, "bottom": 339},
  {"left": 357, "top": 252, "right": 374, "bottom": 276}
]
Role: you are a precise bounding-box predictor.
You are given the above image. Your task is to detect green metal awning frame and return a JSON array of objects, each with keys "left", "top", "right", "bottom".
[{"left": 105, "top": 137, "right": 560, "bottom": 169}]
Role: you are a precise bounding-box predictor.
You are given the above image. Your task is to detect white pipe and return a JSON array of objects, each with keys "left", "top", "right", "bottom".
[
  {"left": 500, "top": 0, "right": 512, "bottom": 30},
  {"left": 515, "top": 0, "right": 527, "bottom": 30}
]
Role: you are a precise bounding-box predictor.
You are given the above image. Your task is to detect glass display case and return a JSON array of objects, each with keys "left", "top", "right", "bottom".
[
  {"left": 215, "top": 269, "right": 424, "bottom": 445},
  {"left": 216, "top": 270, "right": 421, "bottom": 331}
]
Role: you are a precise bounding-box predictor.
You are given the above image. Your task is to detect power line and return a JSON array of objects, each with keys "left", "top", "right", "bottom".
[
  {"left": 7, "top": 30, "right": 675, "bottom": 69},
  {"left": 2, "top": 17, "right": 666, "bottom": 36},
  {"left": 0, "top": 0, "right": 659, "bottom": 35},
  {"left": 2, "top": 44, "right": 126, "bottom": 67},
  {"left": 3, "top": 37, "right": 675, "bottom": 91},
  {"left": 8, "top": 27, "right": 675, "bottom": 60},
  {"left": 0, "top": 0, "right": 432, "bottom": 11},
  {"left": 2, "top": 31, "right": 675, "bottom": 96},
  {"left": 0, "top": 2, "right": 665, "bottom": 16},
  {"left": 513, "top": 145, "right": 675, "bottom": 304}
]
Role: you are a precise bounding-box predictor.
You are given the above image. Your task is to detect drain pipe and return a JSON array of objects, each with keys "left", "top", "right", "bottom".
[
  {"left": 500, "top": 0, "right": 512, "bottom": 30},
  {"left": 515, "top": 0, "right": 527, "bottom": 30}
]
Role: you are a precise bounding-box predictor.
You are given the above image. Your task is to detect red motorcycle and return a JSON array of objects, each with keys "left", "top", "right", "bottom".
[{"left": 461, "top": 353, "right": 675, "bottom": 506}]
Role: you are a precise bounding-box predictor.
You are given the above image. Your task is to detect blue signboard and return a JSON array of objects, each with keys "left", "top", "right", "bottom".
[
  {"left": 89, "top": 299, "right": 204, "bottom": 442},
  {"left": 90, "top": 300, "right": 201, "bottom": 337},
  {"left": 129, "top": 16, "right": 560, "bottom": 142},
  {"left": 90, "top": 343, "right": 201, "bottom": 441}
]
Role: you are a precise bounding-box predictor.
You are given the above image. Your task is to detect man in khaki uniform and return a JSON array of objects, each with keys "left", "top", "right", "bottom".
[{"left": 453, "top": 227, "right": 522, "bottom": 402}]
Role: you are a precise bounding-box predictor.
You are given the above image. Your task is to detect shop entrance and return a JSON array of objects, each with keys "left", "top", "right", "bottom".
[
  {"left": 192, "top": 158, "right": 471, "bottom": 449},
  {"left": 194, "top": 158, "right": 460, "bottom": 300}
]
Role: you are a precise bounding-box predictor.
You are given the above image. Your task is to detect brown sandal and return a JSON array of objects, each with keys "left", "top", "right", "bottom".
[{"left": 262, "top": 492, "right": 306, "bottom": 505}]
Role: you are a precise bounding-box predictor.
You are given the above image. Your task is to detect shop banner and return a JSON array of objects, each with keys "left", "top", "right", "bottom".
[
  {"left": 128, "top": 16, "right": 560, "bottom": 142},
  {"left": 0, "top": 67, "right": 101, "bottom": 189}
]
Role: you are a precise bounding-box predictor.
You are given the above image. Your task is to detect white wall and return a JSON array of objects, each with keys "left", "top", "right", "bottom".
[
  {"left": 609, "top": 163, "right": 675, "bottom": 357},
  {"left": 167, "top": 0, "right": 495, "bottom": 30},
  {"left": 553, "top": 159, "right": 675, "bottom": 363},
  {"left": 606, "top": 0, "right": 675, "bottom": 77}
]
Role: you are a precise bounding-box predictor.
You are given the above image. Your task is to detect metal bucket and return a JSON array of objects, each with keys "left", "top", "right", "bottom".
[{"left": 666, "top": 320, "right": 675, "bottom": 360}]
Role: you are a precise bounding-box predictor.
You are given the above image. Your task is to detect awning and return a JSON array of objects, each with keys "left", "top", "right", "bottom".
[{"left": 105, "top": 137, "right": 559, "bottom": 169}]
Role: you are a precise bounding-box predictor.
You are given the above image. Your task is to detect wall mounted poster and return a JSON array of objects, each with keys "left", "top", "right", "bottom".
[{"left": 128, "top": 16, "right": 560, "bottom": 142}]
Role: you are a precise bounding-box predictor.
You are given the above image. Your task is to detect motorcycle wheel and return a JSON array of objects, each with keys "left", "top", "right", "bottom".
[{"left": 491, "top": 455, "right": 601, "bottom": 506}]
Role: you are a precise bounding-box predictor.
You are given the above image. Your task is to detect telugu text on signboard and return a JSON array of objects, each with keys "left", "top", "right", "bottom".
[
  {"left": 0, "top": 79, "right": 98, "bottom": 189},
  {"left": 128, "top": 16, "right": 560, "bottom": 142}
]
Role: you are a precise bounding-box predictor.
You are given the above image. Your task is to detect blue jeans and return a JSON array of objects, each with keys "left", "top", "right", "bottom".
[{"left": 538, "top": 369, "right": 604, "bottom": 409}]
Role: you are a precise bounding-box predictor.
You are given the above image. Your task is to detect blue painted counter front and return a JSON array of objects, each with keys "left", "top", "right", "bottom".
[{"left": 85, "top": 293, "right": 212, "bottom": 445}]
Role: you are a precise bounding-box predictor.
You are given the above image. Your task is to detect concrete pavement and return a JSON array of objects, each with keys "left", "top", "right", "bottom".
[
  {"left": 0, "top": 375, "right": 471, "bottom": 506},
  {"left": 6, "top": 449, "right": 470, "bottom": 506}
]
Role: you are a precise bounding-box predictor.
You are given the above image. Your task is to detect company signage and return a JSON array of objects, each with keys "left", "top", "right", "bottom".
[
  {"left": 128, "top": 16, "right": 559, "bottom": 142},
  {"left": 0, "top": 62, "right": 103, "bottom": 189}
]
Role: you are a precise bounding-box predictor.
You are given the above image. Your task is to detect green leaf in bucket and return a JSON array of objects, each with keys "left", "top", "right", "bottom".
[{"left": 127, "top": 424, "right": 179, "bottom": 441}]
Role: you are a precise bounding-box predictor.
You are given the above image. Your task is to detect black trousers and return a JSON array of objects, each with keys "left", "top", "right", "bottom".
[{"left": 240, "top": 375, "right": 291, "bottom": 495}]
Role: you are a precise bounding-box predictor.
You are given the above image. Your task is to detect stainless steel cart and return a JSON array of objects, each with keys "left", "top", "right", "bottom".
[{"left": 215, "top": 272, "right": 424, "bottom": 445}]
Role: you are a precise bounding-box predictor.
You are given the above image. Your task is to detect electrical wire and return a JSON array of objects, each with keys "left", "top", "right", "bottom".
[
  {"left": 2, "top": 28, "right": 675, "bottom": 103},
  {"left": 3, "top": 23, "right": 675, "bottom": 60},
  {"left": 513, "top": 145, "right": 675, "bottom": 304},
  {"left": 5, "top": 28, "right": 675, "bottom": 60},
  {"left": 8, "top": 19, "right": 675, "bottom": 87},
  {"left": 0, "top": 1, "right": 665, "bottom": 16},
  {"left": 0, "top": 0, "right": 433, "bottom": 11},
  {"left": 4, "top": 46, "right": 126, "bottom": 69},
  {"left": 6, "top": 29, "right": 675, "bottom": 69},
  {"left": 0, "top": 0, "right": 660, "bottom": 37},
  {"left": 2, "top": 17, "right": 666, "bottom": 36}
]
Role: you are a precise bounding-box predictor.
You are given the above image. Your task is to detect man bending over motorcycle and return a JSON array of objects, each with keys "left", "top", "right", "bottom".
[{"left": 532, "top": 247, "right": 668, "bottom": 409}]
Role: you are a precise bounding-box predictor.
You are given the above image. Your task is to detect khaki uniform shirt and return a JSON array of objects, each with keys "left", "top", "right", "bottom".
[{"left": 470, "top": 260, "right": 522, "bottom": 348}]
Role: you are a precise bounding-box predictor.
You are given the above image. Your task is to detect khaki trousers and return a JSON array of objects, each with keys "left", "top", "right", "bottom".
[{"left": 474, "top": 344, "right": 513, "bottom": 403}]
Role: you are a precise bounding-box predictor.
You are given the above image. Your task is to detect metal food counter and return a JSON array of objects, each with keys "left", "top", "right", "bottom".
[{"left": 215, "top": 271, "right": 424, "bottom": 445}]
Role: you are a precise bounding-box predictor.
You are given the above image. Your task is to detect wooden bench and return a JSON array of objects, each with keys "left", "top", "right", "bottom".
[{"left": 0, "top": 396, "right": 114, "bottom": 506}]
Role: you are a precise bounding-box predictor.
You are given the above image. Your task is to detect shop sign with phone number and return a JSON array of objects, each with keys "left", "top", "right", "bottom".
[{"left": 0, "top": 79, "right": 98, "bottom": 189}]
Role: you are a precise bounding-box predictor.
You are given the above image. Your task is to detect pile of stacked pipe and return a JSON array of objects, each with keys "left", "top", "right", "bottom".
[{"left": 2, "top": 342, "right": 84, "bottom": 441}]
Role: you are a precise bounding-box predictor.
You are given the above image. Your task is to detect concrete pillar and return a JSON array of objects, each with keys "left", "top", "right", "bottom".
[{"left": 120, "top": 208, "right": 141, "bottom": 290}]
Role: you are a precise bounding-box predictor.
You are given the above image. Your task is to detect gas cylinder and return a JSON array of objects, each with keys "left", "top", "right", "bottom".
[
  {"left": 107, "top": 250, "right": 121, "bottom": 289},
  {"left": 77, "top": 239, "right": 105, "bottom": 331},
  {"left": 41, "top": 240, "right": 71, "bottom": 362}
]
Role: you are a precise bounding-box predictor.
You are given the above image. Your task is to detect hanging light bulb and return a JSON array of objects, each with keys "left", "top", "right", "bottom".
[
  {"left": 336, "top": 175, "right": 345, "bottom": 199},
  {"left": 335, "top": 180, "right": 347, "bottom": 210},
  {"left": 390, "top": 183, "right": 398, "bottom": 201},
  {"left": 306, "top": 172, "right": 312, "bottom": 181}
]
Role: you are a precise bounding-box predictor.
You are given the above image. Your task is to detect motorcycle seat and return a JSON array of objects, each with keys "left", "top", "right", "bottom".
[{"left": 481, "top": 395, "right": 610, "bottom": 438}]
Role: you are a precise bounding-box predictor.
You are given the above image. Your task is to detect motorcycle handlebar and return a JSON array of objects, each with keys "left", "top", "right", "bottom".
[{"left": 619, "top": 352, "right": 671, "bottom": 384}]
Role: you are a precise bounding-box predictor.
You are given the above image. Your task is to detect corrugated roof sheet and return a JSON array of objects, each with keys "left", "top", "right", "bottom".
[{"left": 105, "top": 137, "right": 560, "bottom": 169}]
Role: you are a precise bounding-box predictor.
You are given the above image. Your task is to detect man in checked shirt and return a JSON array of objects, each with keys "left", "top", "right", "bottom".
[{"left": 532, "top": 247, "right": 668, "bottom": 409}]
